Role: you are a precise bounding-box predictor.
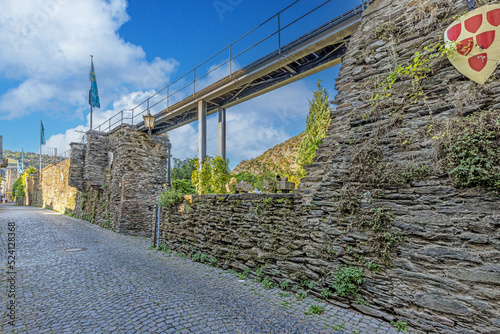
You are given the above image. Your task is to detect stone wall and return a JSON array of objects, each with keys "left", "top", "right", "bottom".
[
  {"left": 84, "top": 131, "right": 109, "bottom": 187},
  {"left": 159, "top": 1, "right": 500, "bottom": 333},
  {"left": 69, "top": 143, "right": 86, "bottom": 191},
  {"left": 296, "top": 0, "right": 500, "bottom": 332},
  {"left": 27, "top": 160, "right": 77, "bottom": 213},
  {"left": 69, "top": 125, "right": 168, "bottom": 236}
]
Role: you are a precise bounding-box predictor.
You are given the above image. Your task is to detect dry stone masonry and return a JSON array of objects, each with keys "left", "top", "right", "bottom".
[{"left": 67, "top": 125, "right": 168, "bottom": 236}]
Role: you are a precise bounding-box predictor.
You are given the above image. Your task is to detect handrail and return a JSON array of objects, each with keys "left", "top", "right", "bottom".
[{"left": 94, "top": 0, "right": 369, "bottom": 133}]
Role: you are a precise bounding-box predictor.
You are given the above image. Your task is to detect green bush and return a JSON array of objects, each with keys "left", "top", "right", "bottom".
[
  {"left": 171, "top": 157, "right": 198, "bottom": 180},
  {"left": 171, "top": 179, "right": 196, "bottom": 194},
  {"left": 332, "top": 266, "right": 365, "bottom": 298},
  {"left": 156, "top": 189, "right": 183, "bottom": 207},
  {"left": 191, "top": 156, "right": 231, "bottom": 195},
  {"left": 12, "top": 166, "right": 36, "bottom": 200}
]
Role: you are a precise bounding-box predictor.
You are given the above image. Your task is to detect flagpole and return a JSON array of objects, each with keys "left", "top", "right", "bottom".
[{"left": 90, "top": 55, "right": 93, "bottom": 131}]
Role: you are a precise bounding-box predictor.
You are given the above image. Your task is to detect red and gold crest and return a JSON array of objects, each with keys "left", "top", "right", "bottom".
[{"left": 444, "top": 4, "right": 500, "bottom": 84}]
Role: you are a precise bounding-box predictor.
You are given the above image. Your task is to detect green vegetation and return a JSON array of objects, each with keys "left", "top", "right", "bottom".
[
  {"left": 300, "top": 279, "right": 315, "bottom": 290},
  {"left": 371, "top": 42, "right": 456, "bottom": 105},
  {"left": 438, "top": 109, "right": 500, "bottom": 195},
  {"left": 320, "top": 288, "right": 333, "bottom": 300},
  {"left": 280, "top": 300, "right": 291, "bottom": 308},
  {"left": 261, "top": 276, "right": 275, "bottom": 290},
  {"left": 232, "top": 171, "right": 272, "bottom": 192},
  {"left": 191, "top": 156, "right": 231, "bottom": 195},
  {"left": 101, "top": 219, "right": 111, "bottom": 229},
  {"left": 355, "top": 298, "right": 369, "bottom": 306},
  {"left": 278, "top": 291, "right": 290, "bottom": 298},
  {"left": 157, "top": 243, "right": 172, "bottom": 253},
  {"left": 171, "top": 157, "right": 197, "bottom": 181},
  {"left": 156, "top": 189, "right": 184, "bottom": 207},
  {"left": 304, "top": 304, "right": 325, "bottom": 315},
  {"left": 366, "top": 262, "right": 382, "bottom": 274},
  {"left": 232, "top": 133, "right": 304, "bottom": 183},
  {"left": 295, "top": 290, "right": 308, "bottom": 301},
  {"left": 332, "top": 266, "right": 365, "bottom": 298},
  {"left": 12, "top": 166, "right": 37, "bottom": 201},
  {"left": 191, "top": 252, "right": 218, "bottom": 267},
  {"left": 279, "top": 280, "right": 290, "bottom": 291},
  {"left": 3, "top": 150, "right": 65, "bottom": 170},
  {"left": 295, "top": 80, "right": 332, "bottom": 179},
  {"left": 391, "top": 320, "right": 409, "bottom": 332},
  {"left": 171, "top": 179, "right": 196, "bottom": 194}
]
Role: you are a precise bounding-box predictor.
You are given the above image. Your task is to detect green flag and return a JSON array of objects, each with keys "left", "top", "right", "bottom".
[{"left": 41, "top": 121, "right": 46, "bottom": 145}]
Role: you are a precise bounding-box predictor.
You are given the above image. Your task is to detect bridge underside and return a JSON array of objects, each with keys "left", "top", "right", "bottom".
[
  {"left": 141, "top": 4, "right": 364, "bottom": 136},
  {"left": 150, "top": 40, "right": 348, "bottom": 135}
]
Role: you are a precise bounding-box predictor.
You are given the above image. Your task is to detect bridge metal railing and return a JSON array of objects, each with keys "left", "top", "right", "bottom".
[{"left": 94, "top": 0, "right": 369, "bottom": 133}]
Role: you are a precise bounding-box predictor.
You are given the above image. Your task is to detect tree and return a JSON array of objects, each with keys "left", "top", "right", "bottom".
[
  {"left": 191, "top": 156, "right": 231, "bottom": 195},
  {"left": 171, "top": 157, "right": 197, "bottom": 180},
  {"left": 12, "top": 166, "right": 37, "bottom": 201},
  {"left": 295, "top": 80, "right": 332, "bottom": 179}
]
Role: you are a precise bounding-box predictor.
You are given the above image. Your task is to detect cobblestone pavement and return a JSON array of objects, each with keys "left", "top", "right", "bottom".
[{"left": 0, "top": 205, "right": 404, "bottom": 333}]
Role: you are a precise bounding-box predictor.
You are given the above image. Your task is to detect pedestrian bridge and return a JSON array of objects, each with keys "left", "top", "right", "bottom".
[{"left": 94, "top": 0, "right": 368, "bottom": 162}]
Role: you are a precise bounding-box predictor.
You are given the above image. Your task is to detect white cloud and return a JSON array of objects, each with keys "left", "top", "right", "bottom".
[
  {"left": 0, "top": 0, "right": 178, "bottom": 120},
  {"left": 45, "top": 89, "right": 160, "bottom": 153}
]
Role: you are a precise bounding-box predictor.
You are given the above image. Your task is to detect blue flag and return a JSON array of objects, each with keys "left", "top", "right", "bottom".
[
  {"left": 17, "top": 161, "right": 22, "bottom": 174},
  {"left": 40, "top": 121, "right": 46, "bottom": 145},
  {"left": 89, "top": 58, "right": 100, "bottom": 108}
]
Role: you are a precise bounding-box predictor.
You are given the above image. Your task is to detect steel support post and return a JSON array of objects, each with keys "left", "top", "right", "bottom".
[
  {"left": 198, "top": 100, "right": 207, "bottom": 167},
  {"left": 218, "top": 107, "right": 226, "bottom": 160}
]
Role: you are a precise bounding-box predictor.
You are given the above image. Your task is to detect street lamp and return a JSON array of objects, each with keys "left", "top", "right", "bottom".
[{"left": 143, "top": 110, "right": 155, "bottom": 135}]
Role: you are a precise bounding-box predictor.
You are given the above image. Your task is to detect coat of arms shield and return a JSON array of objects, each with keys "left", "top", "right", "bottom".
[{"left": 444, "top": 4, "right": 500, "bottom": 84}]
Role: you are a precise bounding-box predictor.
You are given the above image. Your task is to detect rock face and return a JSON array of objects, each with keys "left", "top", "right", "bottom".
[
  {"left": 159, "top": 1, "right": 500, "bottom": 333},
  {"left": 68, "top": 125, "right": 168, "bottom": 236}
]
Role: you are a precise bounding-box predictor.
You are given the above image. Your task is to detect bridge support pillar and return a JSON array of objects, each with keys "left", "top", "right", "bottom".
[
  {"left": 218, "top": 107, "right": 226, "bottom": 160},
  {"left": 198, "top": 100, "right": 207, "bottom": 167}
]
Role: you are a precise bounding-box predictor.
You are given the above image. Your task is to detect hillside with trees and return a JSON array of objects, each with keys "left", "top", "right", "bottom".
[
  {"left": 3, "top": 150, "right": 65, "bottom": 170},
  {"left": 232, "top": 132, "right": 305, "bottom": 177},
  {"left": 233, "top": 80, "right": 332, "bottom": 184}
]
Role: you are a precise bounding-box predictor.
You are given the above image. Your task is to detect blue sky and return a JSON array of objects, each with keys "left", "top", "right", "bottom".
[{"left": 0, "top": 0, "right": 361, "bottom": 168}]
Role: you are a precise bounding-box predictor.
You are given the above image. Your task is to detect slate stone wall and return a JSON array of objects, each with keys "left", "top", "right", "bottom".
[
  {"left": 69, "top": 143, "right": 86, "bottom": 191},
  {"left": 84, "top": 131, "right": 109, "bottom": 187},
  {"left": 68, "top": 125, "right": 168, "bottom": 236},
  {"left": 159, "top": 1, "right": 500, "bottom": 333}
]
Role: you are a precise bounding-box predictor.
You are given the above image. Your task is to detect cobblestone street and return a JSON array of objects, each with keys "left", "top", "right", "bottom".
[{"left": 0, "top": 205, "right": 401, "bottom": 333}]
